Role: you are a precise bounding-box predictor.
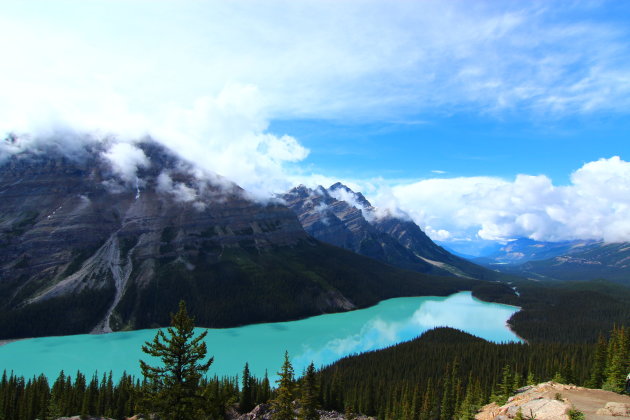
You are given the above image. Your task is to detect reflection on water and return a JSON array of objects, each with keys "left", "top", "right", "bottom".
[{"left": 0, "top": 292, "right": 520, "bottom": 381}]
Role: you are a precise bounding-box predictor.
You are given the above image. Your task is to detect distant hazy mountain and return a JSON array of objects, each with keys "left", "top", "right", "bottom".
[
  {"left": 496, "top": 241, "right": 630, "bottom": 285},
  {"left": 473, "top": 238, "right": 596, "bottom": 266},
  {"left": 0, "top": 137, "right": 476, "bottom": 339},
  {"left": 281, "top": 183, "right": 503, "bottom": 281}
]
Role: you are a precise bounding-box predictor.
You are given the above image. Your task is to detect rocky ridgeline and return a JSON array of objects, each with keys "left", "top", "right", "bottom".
[
  {"left": 281, "top": 184, "right": 496, "bottom": 280},
  {"left": 476, "top": 381, "right": 630, "bottom": 419}
]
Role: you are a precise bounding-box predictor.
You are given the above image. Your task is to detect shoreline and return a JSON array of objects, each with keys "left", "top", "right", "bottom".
[
  {"left": 0, "top": 338, "right": 26, "bottom": 347},
  {"left": 0, "top": 290, "right": 522, "bottom": 347}
]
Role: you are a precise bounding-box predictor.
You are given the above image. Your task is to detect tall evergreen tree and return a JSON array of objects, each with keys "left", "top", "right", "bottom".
[
  {"left": 587, "top": 334, "right": 608, "bottom": 388},
  {"left": 299, "top": 362, "right": 319, "bottom": 420},
  {"left": 240, "top": 362, "right": 254, "bottom": 413},
  {"left": 260, "top": 370, "right": 271, "bottom": 405},
  {"left": 603, "top": 326, "right": 629, "bottom": 392},
  {"left": 272, "top": 351, "right": 295, "bottom": 420},
  {"left": 140, "top": 300, "right": 214, "bottom": 420}
]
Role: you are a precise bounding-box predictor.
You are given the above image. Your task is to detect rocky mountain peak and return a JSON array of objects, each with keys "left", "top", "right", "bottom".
[
  {"left": 281, "top": 183, "right": 502, "bottom": 280},
  {"left": 327, "top": 182, "right": 373, "bottom": 212}
]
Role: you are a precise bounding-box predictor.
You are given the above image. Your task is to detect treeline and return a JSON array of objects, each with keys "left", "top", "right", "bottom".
[
  {"left": 1, "top": 326, "right": 627, "bottom": 420},
  {"left": 0, "top": 370, "right": 246, "bottom": 420},
  {"left": 473, "top": 279, "right": 630, "bottom": 343}
]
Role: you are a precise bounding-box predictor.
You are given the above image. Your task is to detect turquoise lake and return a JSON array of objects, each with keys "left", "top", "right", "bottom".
[{"left": 0, "top": 292, "right": 520, "bottom": 381}]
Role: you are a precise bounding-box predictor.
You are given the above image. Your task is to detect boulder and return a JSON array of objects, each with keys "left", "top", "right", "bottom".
[
  {"left": 506, "top": 398, "right": 569, "bottom": 420},
  {"left": 596, "top": 402, "right": 630, "bottom": 416}
]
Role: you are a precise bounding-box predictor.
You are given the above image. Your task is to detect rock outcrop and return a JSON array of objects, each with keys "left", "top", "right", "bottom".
[
  {"left": 596, "top": 402, "right": 630, "bottom": 417},
  {"left": 476, "top": 381, "right": 630, "bottom": 419},
  {"left": 230, "top": 403, "right": 376, "bottom": 420}
]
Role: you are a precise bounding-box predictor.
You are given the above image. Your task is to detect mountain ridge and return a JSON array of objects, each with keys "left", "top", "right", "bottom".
[
  {"left": 0, "top": 136, "right": 482, "bottom": 339},
  {"left": 281, "top": 183, "right": 505, "bottom": 281}
]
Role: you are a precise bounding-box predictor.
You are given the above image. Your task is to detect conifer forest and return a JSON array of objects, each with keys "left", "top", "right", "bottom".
[{"left": 1, "top": 324, "right": 627, "bottom": 420}]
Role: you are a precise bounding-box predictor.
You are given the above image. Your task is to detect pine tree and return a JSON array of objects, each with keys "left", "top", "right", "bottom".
[
  {"left": 500, "top": 365, "right": 513, "bottom": 402},
  {"left": 240, "top": 362, "right": 254, "bottom": 413},
  {"left": 299, "top": 362, "right": 319, "bottom": 420},
  {"left": 272, "top": 351, "right": 295, "bottom": 420},
  {"left": 457, "top": 372, "right": 478, "bottom": 420},
  {"left": 48, "top": 371, "right": 66, "bottom": 419},
  {"left": 419, "top": 378, "right": 435, "bottom": 420},
  {"left": 440, "top": 360, "right": 458, "bottom": 420},
  {"left": 587, "top": 334, "right": 607, "bottom": 388},
  {"left": 603, "top": 326, "right": 629, "bottom": 392},
  {"left": 140, "top": 300, "right": 214, "bottom": 420},
  {"left": 260, "top": 370, "right": 271, "bottom": 404},
  {"left": 526, "top": 370, "right": 536, "bottom": 386}
]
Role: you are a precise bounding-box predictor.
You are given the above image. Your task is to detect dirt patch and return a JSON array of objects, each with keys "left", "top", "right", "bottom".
[
  {"left": 540, "top": 386, "right": 630, "bottom": 419},
  {"left": 476, "top": 382, "right": 630, "bottom": 420}
]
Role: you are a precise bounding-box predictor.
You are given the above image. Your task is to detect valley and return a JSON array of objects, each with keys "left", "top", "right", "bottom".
[
  {"left": 0, "top": 292, "right": 520, "bottom": 382},
  {"left": 2, "top": 2, "right": 630, "bottom": 419},
  {"left": 0, "top": 135, "right": 629, "bottom": 420}
]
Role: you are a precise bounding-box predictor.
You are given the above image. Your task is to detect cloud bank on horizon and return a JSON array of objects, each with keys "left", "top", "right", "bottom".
[
  {"left": 371, "top": 156, "right": 630, "bottom": 244},
  {"left": 1, "top": 0, "right": 629, "bottom": 243}
]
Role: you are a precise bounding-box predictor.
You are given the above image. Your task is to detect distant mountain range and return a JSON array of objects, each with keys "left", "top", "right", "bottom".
[
  {"left": 281, "top": 183, "right": 504, "bottom": 281},
  {"left": 471, "top": 238, "right": 630, "bottom": 285},
  {"left": 472, "top": 238, "right": 597, "bottom": 265},
  {"left": 0, "top": 138, "right": 480, "bottom": 339}
]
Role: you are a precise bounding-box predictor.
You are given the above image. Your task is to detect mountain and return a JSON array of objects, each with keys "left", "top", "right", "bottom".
[
  {"left": 281, "top": 183, "right": 503, "bottom": 281},
  {"left": 0, "top": 137, "right": 478, "bottom": 339},
  {"left": 472, "top": 238, "right": 596, "bottom": 266},
  {"left": 496, "top": 241, "right": 630, "bottom": 285}
]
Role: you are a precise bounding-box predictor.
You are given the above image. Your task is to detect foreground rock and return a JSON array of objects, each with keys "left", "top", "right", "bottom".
[
  {"left": 476, "top": 381, "right": 630, "bottom": 419},
  {"left": 231, "top": 403, "right": 375, "bottom": 420}
]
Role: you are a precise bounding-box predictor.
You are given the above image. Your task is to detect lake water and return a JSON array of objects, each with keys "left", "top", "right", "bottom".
[{"left": 0, "top": 292, "right": 520, "bottom": 381}]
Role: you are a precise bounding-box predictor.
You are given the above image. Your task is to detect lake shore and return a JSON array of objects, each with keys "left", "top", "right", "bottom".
[
  {"left": 0, "top": 338, "right": 26, "bottom": 347},
  {"left": 0, "top": 291, "right": 521, "bottom": 381}
]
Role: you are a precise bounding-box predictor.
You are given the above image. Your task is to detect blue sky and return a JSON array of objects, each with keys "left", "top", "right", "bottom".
[
  {"left": 272, "top": 114, "right": 630, "bottom": 185},
  {"left": 1, "top": 0, "right": 630, "bottom": 245}
]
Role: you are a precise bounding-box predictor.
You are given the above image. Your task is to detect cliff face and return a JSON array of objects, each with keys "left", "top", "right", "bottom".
[
  {"left": 281, "top": 183, "right": 502, "bottom": 280},
  {"left": 0, "top": 138, "right": 476, "bottom": 339}
]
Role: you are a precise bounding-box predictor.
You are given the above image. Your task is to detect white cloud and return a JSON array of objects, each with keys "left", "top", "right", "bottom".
[
  {"left": 156, "top": 172, "right": 198, "bottom": 204},
  {"left": 102, "top": 143, "right": 149, "bottom": 183},
  {"left": 151, "top": 84, "right": 310, "bottom": 198},
  {"left": 1, "top": 2, "right": 629, "bottom": 129},
  {"left": 1, "top": 0, "right": 629, "bottom": 216},
  {"left": 379, "top": 157, "right": 630, "bottom": 243}
]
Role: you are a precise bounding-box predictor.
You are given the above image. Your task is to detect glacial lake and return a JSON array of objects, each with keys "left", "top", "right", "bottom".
[{"left": 0, "top": 292, "right": 520, "bottom": 381}]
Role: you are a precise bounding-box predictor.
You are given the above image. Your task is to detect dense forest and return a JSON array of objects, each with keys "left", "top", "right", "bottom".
[
  {"left": 317, "top": 326, "right": 628, "bottom": 419},
  {"left": 472, "top": 279, "right": 630, "bottom": 342},
  {"left": 1, "top": 326, "right": 627, "bottom": 420}
]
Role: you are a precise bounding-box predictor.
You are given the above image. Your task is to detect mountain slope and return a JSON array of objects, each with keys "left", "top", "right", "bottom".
[
  {"left": 281, "top": 183, "right": 504, "bottom": 280},
  {"left": 0, "top": 137, "right": 478, "bottom": 339}
]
